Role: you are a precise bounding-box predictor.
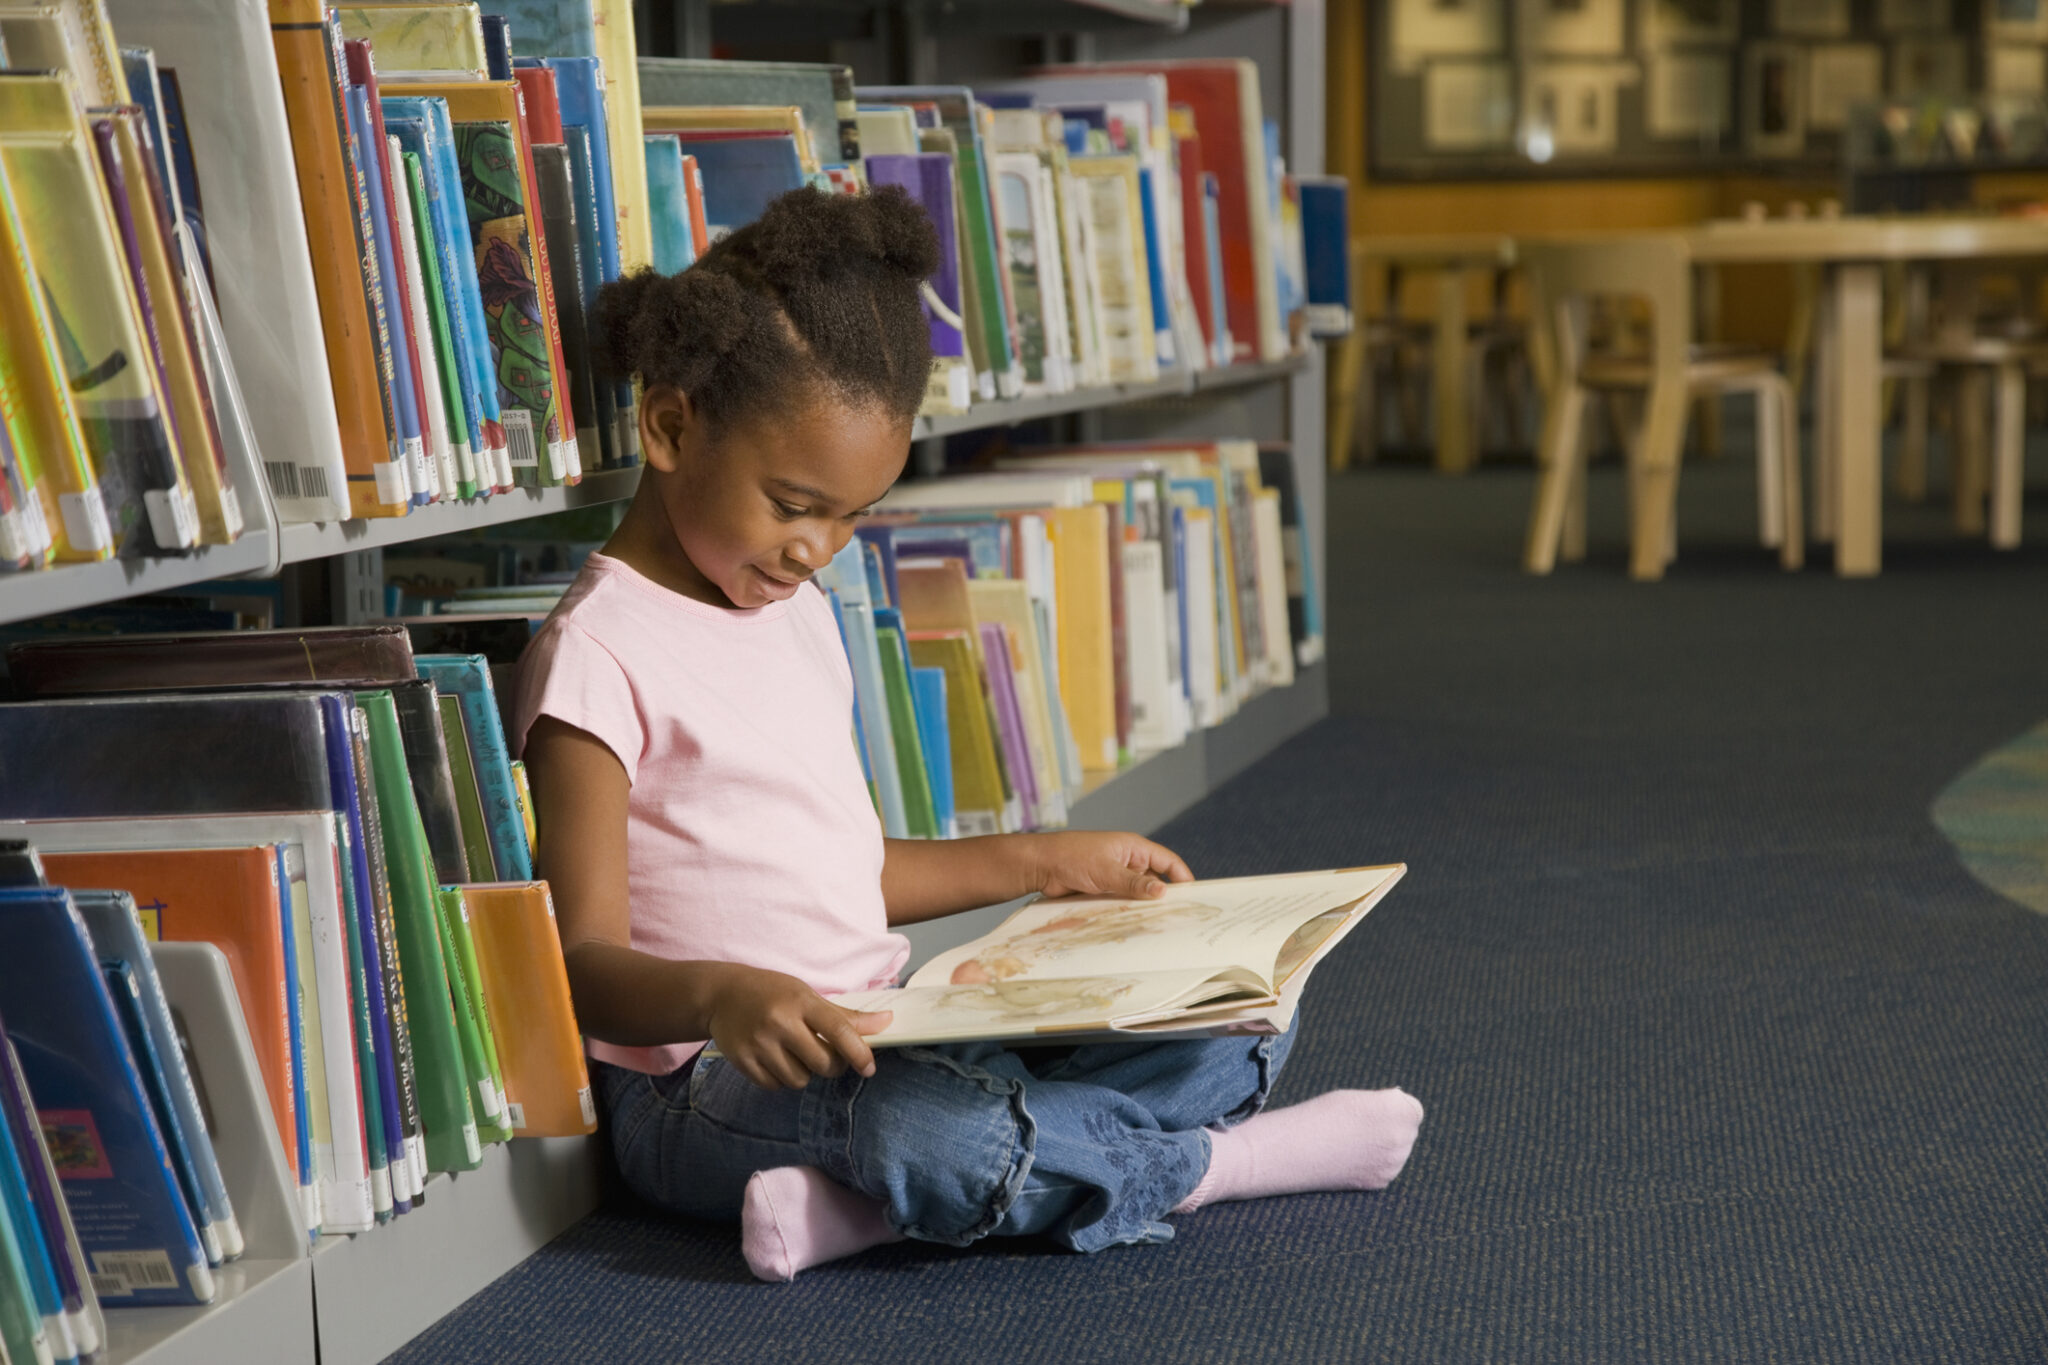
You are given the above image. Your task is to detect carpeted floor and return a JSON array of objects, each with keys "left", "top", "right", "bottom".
[{"left": 385, "top": 447, "right": 2048, "bottom": 1364}]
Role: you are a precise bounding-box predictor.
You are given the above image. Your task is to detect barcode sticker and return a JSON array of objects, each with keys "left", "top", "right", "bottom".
[
  {"left": 91, "top": 1249, "right": 178, "bottom": 1295},
  {"left": 436, "top": 442, "right": 460, "bottom": 500},
  {"left": 503, "top": 409, "right": 538, "bottom": 467},
  {"left": 143, "top": 487, "right": 200, "bottom": 550},
  {"left": 373, "top": 460, "right": 408, "bottom": 508},
  {"left": 219, "top": 482, "right": 245, "bottom": 539},
  {"left": 0, "top": 508, "right": 31, "bottom": 562},
  {"left": 59, "top": 491, "right": 112, "bottom": 552},
  {"left": 578, "top": 1087, "right": 596, "bottom": 1127},
  {"left": 265, "top": 460, "right": 302, "bottom": 500},
  {"left": 404, "top": 437, "right": 430, "bottom": 500},
  {"left": 506, "top": 1101, "right": 526, "bottom": 1131}
]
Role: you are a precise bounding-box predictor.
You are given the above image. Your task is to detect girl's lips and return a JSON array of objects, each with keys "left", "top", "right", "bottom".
[{"left": 753, "top": 568, "right": 803, "bottom": 600}]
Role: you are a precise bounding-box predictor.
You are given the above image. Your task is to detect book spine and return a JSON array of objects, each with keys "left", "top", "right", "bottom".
[
  {"left": 331, "top": 817, "right": 392, "bottom": 1222},
  {"left": 268, "top": 0, "right": 407, "bottom": 517},
  {"left": 341, "top": 83, "right": 427, "bottom": 512},
  {"left": 387, "top": 136, "right": 457, "bottom": 501},
  {"left": 510, "top": 84, "right": 577, "bottom": 485},
  {"left": 348, "top": 709, "right": 424, "bottom": 1205}
]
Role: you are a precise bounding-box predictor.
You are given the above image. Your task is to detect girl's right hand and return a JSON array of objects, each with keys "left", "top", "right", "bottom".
[{"left": 705, "top": 965, "right": 894, "bottom": 1090}]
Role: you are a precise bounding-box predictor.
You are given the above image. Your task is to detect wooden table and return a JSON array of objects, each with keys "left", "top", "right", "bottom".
[
  {"left": 1684, "top": 216, "right": 2048, "bottom": 576},
  {"left": 1352, "top": 234, "right": 1518, "bottom": 476}
]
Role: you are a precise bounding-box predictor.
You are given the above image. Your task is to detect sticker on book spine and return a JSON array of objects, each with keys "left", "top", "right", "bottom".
[
  {"left": 143, "top": 486, "right": 200, "bottom": 549},
  {"left": 219, "top": 482, "right": 245, "bottom": 539},
  {"left": 579, "top": 1087, "right": 597, "bottom": 1127},
  {"left": 373, "top": 460, "right": 408, "bottom": 508},
  {"left": 58, "top": 490, "right": 113, "bottom": 552},
  {"left": 405, "top": 436, "right": 430, "bottom": 499},
  {"left": 502, "top": 409, "right": 538, "bottom": 467},
  {"left": 0, "top": 508, "right": 30, "bottom": 563},
  {"left": 90, "top": 1249, "right": 178, "bottom": 1296},
  {"left": 505, "top": 1101, "right": 526, "bottom": 1131},
  {"left": 478, "top": 1078, "right": 500, "bottom": 1122}
]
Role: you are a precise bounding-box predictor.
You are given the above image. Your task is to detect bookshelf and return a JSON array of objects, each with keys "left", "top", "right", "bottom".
[{"left": 1, "top": 1, "right": 1333, "bottom": 1361}]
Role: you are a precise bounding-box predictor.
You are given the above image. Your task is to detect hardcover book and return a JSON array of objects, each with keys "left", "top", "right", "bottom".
[
  {"left": 336, "top": 2, "right": 488, "bottom": 80},
  {"left": 416, "top": 654, "right": 532, "bottom": 882},
  {"left": 638, "top": 57, "right": 856, "bottom": 167},
  {"left": 461, "top": 882, "right": 596, "bottom": 1137},
  {"left": 6, "top": 623, "right": 416, "bottom": 697},
  {"left": 833, "top": 866, "right": 1405, "bottom": 1046}
]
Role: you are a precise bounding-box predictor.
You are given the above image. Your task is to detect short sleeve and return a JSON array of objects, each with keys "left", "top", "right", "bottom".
[{"left": 514, "top": 619, "right": 645, "bottom": 783}]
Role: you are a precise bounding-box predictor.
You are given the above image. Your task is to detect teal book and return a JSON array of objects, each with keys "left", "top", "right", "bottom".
[
  {"left": 910, "top": 665, "right": 954, "bottom": 840},
  {"left": 642, "top": 133, "right": 694, "bottom": 275},
  {"left": 872, "top": 614, "right": 937, "bottom": 839},
  {"left": 557, "top": 123, "right": 621, "bottom": 465},
  {"left": 414, "top": 655, "right": 533, "bottom": 882}
]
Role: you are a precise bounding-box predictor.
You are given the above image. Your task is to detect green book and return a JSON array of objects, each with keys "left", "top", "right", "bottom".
[
  {"left": 359, "top": 691, "right": 480, "bottom": 1174},
  {"left": 874, "top": 623, "right": 938, "bottom": 839},
  {"left": 435, "top": 886, "right": 511, "bottom": 1144},
  {"left": 401, "top": 149, "right": 478, "bottom": 498},
  {"left": 440, "top": 693, "right": 497, "bottom": 881},
  {"left": 349, "top": 706, "right": 426, "bottom": 1202}
]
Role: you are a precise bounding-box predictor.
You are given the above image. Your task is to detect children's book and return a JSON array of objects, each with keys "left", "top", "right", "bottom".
[
  {"left": 70, "top": 889, "right": 243, "bottom": 1263},
  {"left": 438, "top": 693, "right": 498, "bottom": 881},
  {"left": 861, "top": 152, "right": 970, "bottom": 415},
  {"left": 664, "top": 132, "right": 805, "bottom": 239},
  {"left": 433, "top": 890, "right": 508, "bottom": 1145},
  {"left": 0, "top": 1020, "right": 100, "bottom": 1358},
  {"left": 100, "top": 958, "right": 220, "bottom": 1269},
  {"left": 460, "top": 882, "right": 596, "bottom": 1137},
  {"left": 415, "top": 654, "right": 532, "bottom": 882},
  {"left": 835, "top": 866, "right": 1405, "bottom": 1046},
  {"left": 642, "top": 133, "right": 694, "bottom": 275},
  {"left": 0, "top": 1044, "right": 75, "bottom": 1362},
  {"left": 0, "top": 886, "right": 215, "bottom": 1306},
  {"left": 0, "top": 1079, "right": 57, "bottom": 1363}
]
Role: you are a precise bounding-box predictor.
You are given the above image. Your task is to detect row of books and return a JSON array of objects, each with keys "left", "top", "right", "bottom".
[{"left": 0, "top": 626, "right": 598, "bottom": 1331}]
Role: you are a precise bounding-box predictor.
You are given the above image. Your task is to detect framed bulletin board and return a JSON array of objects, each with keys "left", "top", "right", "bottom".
[{"left": 1369, "top": 0, "right": 1981, "bottom": 180}]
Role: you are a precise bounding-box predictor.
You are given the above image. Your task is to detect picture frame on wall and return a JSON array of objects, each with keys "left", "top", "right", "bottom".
[
  {"left": 1745, "top": 42, "right": 1807, "bottom": 156},
  {"left": 1390, "top": 0, "right": 1506, "bottom": 74},
  {"left": 1639, "top": 0, "right": 1738, "bottom": 48},
  {"left": 1876, "top": 0, "right": 1950, "bottom": 32},
  {"left": 1647, "top": 50, "right": 1732, "bottom": 138},
  {"left": 1524, "top": 61, "right": 1637, "bottom": 154},
  {"left": 1527, "top": 0, "right": 1626, "bottom": 57},
  {"left": 1769, "top": 0, "right": 1850, "bottom": 38},
  {"left": 1889, "top": 36, "right": 1969, "bottom": 97},
  {"left": 1421, "top": 60, "right": 1516, "bottom": 149},
  {"left": 1806, "top": 43, "right": 1884, "bottom": 131}
]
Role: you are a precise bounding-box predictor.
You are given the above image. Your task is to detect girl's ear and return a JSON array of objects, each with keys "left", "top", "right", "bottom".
[{"left": 638, "top": 386, "right": 699, "bottom": 475}]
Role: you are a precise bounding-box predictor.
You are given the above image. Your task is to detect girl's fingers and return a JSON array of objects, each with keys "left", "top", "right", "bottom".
[
  {"left": 818, "top": 1005, "right": 883, "bottom": 1077},
  {"left": 786, "top": 1025, "right": 841, "bottom": 1080},
  {"left": 1142, "top": 839, "right": 1194, "bottom": 883}
]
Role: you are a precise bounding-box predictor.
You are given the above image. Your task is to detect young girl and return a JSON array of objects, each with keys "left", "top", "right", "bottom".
[{"left": 516, "top": 187, "right": 1423, "bottom": 1282}]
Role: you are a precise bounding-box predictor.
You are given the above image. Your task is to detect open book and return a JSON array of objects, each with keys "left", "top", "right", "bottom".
[{"left": 832, "top": 865, "right": 1405, "bottom": 1047}]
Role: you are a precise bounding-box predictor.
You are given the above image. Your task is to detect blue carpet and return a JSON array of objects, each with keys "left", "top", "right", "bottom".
[{"left": 385, "top": 453, "right": 2048, "bottom": 1363}]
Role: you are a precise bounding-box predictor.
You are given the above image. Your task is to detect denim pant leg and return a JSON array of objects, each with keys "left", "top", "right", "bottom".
[{"left": 1031, "top": 1025, "right": 1298, "bottom": 1132}]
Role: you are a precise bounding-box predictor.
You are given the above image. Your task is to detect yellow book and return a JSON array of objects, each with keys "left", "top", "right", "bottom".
[
  {"left": 643, "top": 104, "right": 818, "bottom": 174},
  {"left": 593, "top": 0, "right": 649, "bottom": 272},
  {"left": 0, "top": 70, "right": 197, "bottom": 555},
  {"left": 104, "top": 109, "right": 241, "bottom": 545},
  {"left": 1043, "top": 503, "right": 1119, "bottom": 773},
  {"left": 1068, "top": 154, "right": 1158, "bottom": 385},
  {"left": 0, "top": 151, "right": 103, "bottom": 562},
  {"left": 0, "top": 1, "right": 129, "bottom": 106},
  {"left": 906, "top": 632, "right": 1011, "bottom": 837},
  {"left": 335, "top": 2, "right": 488, "bottom": 79},
  {"left": 965, "top": 578, "right": 1071, "bottom": 829}
]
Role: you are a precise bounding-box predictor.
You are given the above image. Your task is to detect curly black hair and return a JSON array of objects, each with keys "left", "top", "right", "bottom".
[{"left": 591, "top": 184, "right": 938, "bottom": 430}]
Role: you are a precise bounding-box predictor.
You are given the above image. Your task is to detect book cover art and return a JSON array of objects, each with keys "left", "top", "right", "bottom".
[
  {"left": 0, "top": 1016, "right": 101, "bottom": 1357},
  {"left": 415, "top": 654, "right": 533, "bottom": 881},
  {"left": 667, "top": 133, "right": 805, "bottom": 238},
  {"left": 336, "top": 3, "right": 488, "bottom": 80},
  {"left": 642, "top": 133, "right": 694, "bottom": 274},
  {"left": 0, "top": 887, "right": 213, "bottom": 1306},
  {"left": 452, "top": 121, "right": 557, "bottom": 484}
]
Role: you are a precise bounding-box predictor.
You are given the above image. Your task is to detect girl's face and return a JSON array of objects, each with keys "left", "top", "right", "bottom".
[{"left": 640, "top": 387, "right": 910, "bottom": 611}]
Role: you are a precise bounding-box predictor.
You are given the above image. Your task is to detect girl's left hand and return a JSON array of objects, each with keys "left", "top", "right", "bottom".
[{"left": 1027, "top": 831, "right": 1194, "bottom": 901}]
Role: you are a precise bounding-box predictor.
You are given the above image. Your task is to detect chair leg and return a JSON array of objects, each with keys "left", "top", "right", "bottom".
[
  {"left": 1893, "top": 375, "right": 1929, "bottom": 502},
  {"left": 1630, "top": 382, "right": 1690, "bottom": 581},
  {"left": 1955, "top": 369, "right": 1988, "bottom": 536},
  {"left": 1772, "top": 378, "right": 1805, "bottom": 570},
  {"left": 1753, "top": 386, "right": 1784, "bottom": 549},
  {"left": 1526, "top": 382, "right": 1588, "bottom": 574},
  {"left": 1992, "top": 360, "right": 2026, "bottom": 549}
]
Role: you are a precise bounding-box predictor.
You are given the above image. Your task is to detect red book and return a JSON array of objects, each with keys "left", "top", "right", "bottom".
[
  {"left": 680, "top": 154, "right": 709, "bottom": 259},
  {"left": 512, "top": 65, "right": 563, "bottom": 145},
  {"left": 1050, "top": 60, "right": 1284, "bottom": 364}
]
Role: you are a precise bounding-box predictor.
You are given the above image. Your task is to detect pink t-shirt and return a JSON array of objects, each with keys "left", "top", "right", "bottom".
[{"left": 514, "top": 551, "right": 908, "bottom": 1075}]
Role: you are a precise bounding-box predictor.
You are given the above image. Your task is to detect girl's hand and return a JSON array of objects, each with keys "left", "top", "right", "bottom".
[
  {"left": 1028, "top": 831, "right": 1194, "bottom": 901},
  {"left": 705, "top": 965, "right": 893, "bottom": 1091}
]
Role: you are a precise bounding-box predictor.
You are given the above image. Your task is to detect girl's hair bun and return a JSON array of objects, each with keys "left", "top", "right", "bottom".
[
  {"left": 591, "top": 269, "right": 760, "bottom": 388},
  {"left": 744, "top": 185, "right": 940, "bottom": 291}
]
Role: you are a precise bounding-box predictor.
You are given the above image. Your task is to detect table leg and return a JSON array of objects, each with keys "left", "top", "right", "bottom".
[
  {"left": 1831, "top": 263, "right": 1883, "bottom": 576},
  {"left": 1435, "top": 266, "right": 1473, "bottom": 474}
]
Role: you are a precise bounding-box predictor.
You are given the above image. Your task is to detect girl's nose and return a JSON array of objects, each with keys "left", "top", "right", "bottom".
[{"left": 788, "top": 530, "right": 838, "bottom": 573}]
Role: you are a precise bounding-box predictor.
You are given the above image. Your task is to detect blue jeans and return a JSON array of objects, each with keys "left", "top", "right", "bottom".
[{"left": 596, "top": 1028, "right": 1295, "bottom": 1254}]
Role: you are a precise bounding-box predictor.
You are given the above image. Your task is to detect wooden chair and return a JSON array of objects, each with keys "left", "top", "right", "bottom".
[{"left": 1522, "top": 234, "right": 1803, "bottom": 580}]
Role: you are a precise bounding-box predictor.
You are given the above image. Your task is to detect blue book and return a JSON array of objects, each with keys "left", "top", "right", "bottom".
[
  {"left": 119, "top": 49, "right": 179, "bottom": 230},
  {"left": 101, "top": 959, "right": 216, "bottom": 1271},
  {"left": 386, "top": 114, "right": 491, "bottom": 488},
  {"left": 345, "top": 85, "right": 428, "bottom": 506},
  {"left": 667, "top": 134, "right": 806, "bottom": 237},
  {"left": 642, "top": 134, "right": 696, "bottom": 275},
  {"left": 540, "top": 55, "right": 636, "bottom": 466},
  {"left": 0, "top": 1058, "right": 74, "bottom": 1363},
  {"left": 480, "top": 14, "right": 514, "bottom": 80},
  {"left": 1137, "top": 166, "right": 1176, "bottom": 369},
  {"left": 154, "top": 68, "right": 211, "bottom": 292},
  {"left": 0, "top": 1018, "right": 98, "bottom": 1358},
  {"left": 885, "top": 514, "right": 1012, "bottom": 580},
  {"left": 822, "top": 589, "right": 876, "bottom": 798},
  {"left": 1298, "top": 175, "right": 1351, "bottom": 338},
  {"left": 818, "top": 542, "right": 909, "bottom": 839},
  {"left": 74, "top": 892, "right": 244, "bottom": 1263},
  {"left": 0, "top": 886, "right": 213, "bottom": 1306},
  {"left": 413, "top": 657, "right": 532, "bottom": 882},
  {"left": 557, "top": 123, "right": 622, "bottom": 466},
  {"left": 383, "top": 100, "right": 507, "bottom": 490},
  {"left": 909, "top": 666, "right": 953, "bottom": 840}
]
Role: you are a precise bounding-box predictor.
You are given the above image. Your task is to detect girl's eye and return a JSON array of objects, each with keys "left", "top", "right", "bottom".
[{"left": 772, "top": 500, "right": 807, "bottom": 520}]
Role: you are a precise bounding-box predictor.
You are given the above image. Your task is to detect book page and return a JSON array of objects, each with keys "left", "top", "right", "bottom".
[
  {"left": 834, "top": 967, "right": 1268, "bottom": 1048},
  {"left": 908, "top": 866, "right": 1402, "bottom": 993}
]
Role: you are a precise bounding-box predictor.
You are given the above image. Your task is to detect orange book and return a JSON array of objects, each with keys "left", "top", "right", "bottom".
[
  {"left": 680, "top": 154, "right": 709, "bottom": 261},
  {"left": 461, "top": 882, "right": 595, "bottom": 1137},
  {"left": 269, "top": 0, "right": 408, "bottom": 518},
  {"left": 40, "top": 847, "right": 299, "bottom": 1184}
]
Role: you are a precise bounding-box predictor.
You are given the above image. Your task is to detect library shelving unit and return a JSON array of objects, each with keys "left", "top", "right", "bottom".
[{"left": 0, "top": 2, "right": 1331, "bottom": 1361}]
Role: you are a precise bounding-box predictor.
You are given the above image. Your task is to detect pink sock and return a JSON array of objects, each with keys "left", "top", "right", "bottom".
[
  {"left": 1173, "top": 1088, "right": 1423, "bottom": 1214},
  {"left": 741, "top": 1166, "right": 904, "bottom": 1282}
]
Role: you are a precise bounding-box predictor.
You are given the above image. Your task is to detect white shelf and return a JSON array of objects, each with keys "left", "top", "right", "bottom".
[
  {"left": 914, "top": 355, "right": 1311, "bottom": 439},
  {"left": 0, "top": 534, "right": 278, "bottom": 630},
  {"left": 278, "top": 468, "right": 644, "bottom": 564},
  {"left": 103, "top": 1259, "right": 314, "bottom": 1365}
]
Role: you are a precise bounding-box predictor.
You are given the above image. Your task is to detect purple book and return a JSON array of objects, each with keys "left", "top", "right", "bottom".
[
  {"left": 863, "top": 153, "right": 967, "bottom": 364},
  {"left": 978, "top": 622, "right": 1040, "bottom": 829}
]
